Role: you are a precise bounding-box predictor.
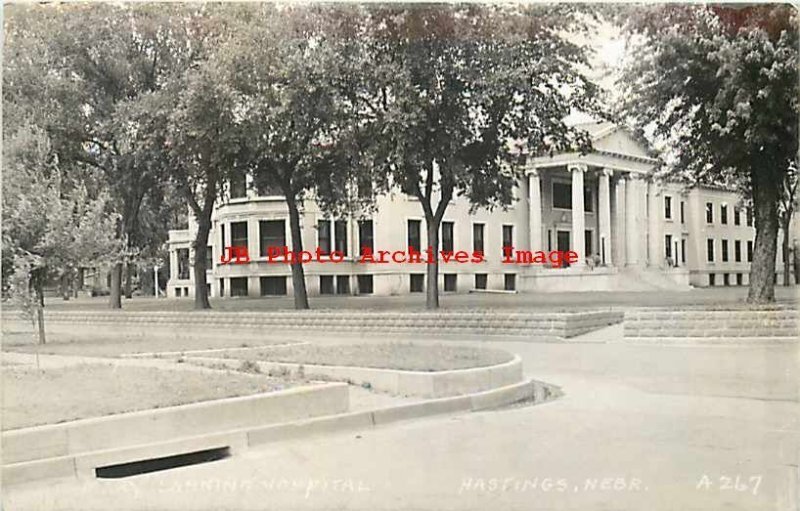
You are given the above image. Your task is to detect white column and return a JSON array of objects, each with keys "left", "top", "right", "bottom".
[
  {"left": 599, "top": 168, "right": 613, "bottom": 266},
  {"left": 625, "top": 174, "right": 641, "bottom": 266},
  {"left": 647, "top": 179, "right": 662, "bottom": 267},
  {"left": 528, "top": 169, "right": 542, "bottom": 252},
  {"left": 570, "top": 164, "right": 586, "bottom": 267},
  {"left": 613, "top": 175, "right": 626, "bottom": 266}
]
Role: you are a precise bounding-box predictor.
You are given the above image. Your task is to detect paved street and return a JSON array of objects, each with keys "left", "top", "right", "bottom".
[{"left": 5, "top": 325, "right": 798, "bottom": 511}]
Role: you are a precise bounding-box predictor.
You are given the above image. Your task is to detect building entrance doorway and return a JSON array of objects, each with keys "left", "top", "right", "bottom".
[{"left": 557, "top": 230, "right": 571, "bottom": 267}]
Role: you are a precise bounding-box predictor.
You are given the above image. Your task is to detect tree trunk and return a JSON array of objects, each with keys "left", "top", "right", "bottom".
[
  {"left": 60, "top": 273, "right": 70, "bottom": 301},
  {"left": 193, "top": 217, "right": 212, "bottom": 310},
  {"left": 782, "top": 224, "right": 791, "bottom": 286},
  {"left": 124, "top": 261, "right": 134, "bottom": 299},
  {"left": 32, "top": 271, "right": 46, "bottom": 345},
  {"left": 109, "top": 263, "right": 123, "bottom": 309},
  {"left": 286, "top": 195, "right": 310, "bottom": 310},
  {"left": 747, "top": 175, "right": 780, "bottom": 303},
  {"left": 424, "top": 215, "right": 441, "bottom": 309}
]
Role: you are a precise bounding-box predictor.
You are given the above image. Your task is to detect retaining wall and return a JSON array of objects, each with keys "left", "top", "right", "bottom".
[
  {"left": 624, "top": 308, "right": 798, "bottom": 341},
  {"left": 2, "top": 309, "right": 623, "bottom": 339}
]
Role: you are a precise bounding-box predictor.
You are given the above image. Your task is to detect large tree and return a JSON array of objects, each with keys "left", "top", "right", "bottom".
[
  {"left": 216, "top": 6, "right": 365, "bottom": 309},
  {"left": 3, "top": 124, "right": 122, "bottom": 344},
  {"left": 618, "top": 5, "right": 799, "bottom": 303},
  {"left": 4, "top": 4, "right": 205, "bottom": 307},
  {"left": 357, "top": 5, "right": 599, "bottom": 308}
]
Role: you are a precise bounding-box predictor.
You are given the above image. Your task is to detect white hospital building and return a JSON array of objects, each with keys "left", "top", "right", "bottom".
[{"left": 167, "top": 122, "right": 798, "bottom": 298}]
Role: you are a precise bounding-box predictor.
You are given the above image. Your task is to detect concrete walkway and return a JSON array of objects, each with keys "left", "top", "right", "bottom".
[{"left": 4, "top": 327, "right": 797, "bottom": 510}]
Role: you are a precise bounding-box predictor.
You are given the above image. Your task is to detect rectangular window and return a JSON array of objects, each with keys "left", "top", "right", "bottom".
[
  {"left": 553, "top": 182, "right": 572, "bottom": 209},
  {"left": 475, "top": 273, "right": 487, "bottom": 290},
  {"left": 584, "top": 230, "right": 593, "bottom": 256},
  {"left": 665, "top": 234, "right": 673, "bottom": 260},
  {"left": 747, "top": 240, "right": 753, "bottom": 262},
  {"left": 441, "top": 221, "right": 455, "bottom": 253},
  {"left": 502, "top": 225, "right": 514, "bottom": 257},
  {"left": 230, "top": 277, "right": 248, "bottom": 297},
  {"left": 680, "top": 201, "right": 685, "bottom": 224},
  {"left": 205, "top": 246, "right": 213, "bottom": 269},
  {"left": 177, "top": 248, "right": 190, "bottom": 280},
  {"left": 706, "top": 202, "right": 714, "bottom": 224},
  {"left": 723, "top": 273, "right": 730, "bottom": 286},
  {"left": 318, "top": 220, "right": 332, "bottom": 254},
  {"left": 736, "top": 273, "right": 743, "bottom": 286},
  {"left": 721, "top": 240, "right": 729, "bottom": 262},
  {"left": 358, "top": 220, "right": 374, "bottom": 255},
  {"left": 734, "top": 207, "right": 741, "bottom": 226},
  {"left": 707, "top": 239, "right": 715, "bottom": 262},
  {"left": 260, "top": 276, "right": 286, "bottom": 296},
  {"left": 334, "top": 220, "right": 348, "bottom": 256},
  {"left": 721, "top": 204, "right": 728, "bottom": 225},
  {"left": 259, "top": 220, "right": 285, "bottom": 257},
  {"left": 473, "top": 223, "right": 485, "bottom": 254},
  {"left": 410, "top": 274, "right": 424, "bottom": 293},
  {"left": 444, "top": 274, "right": 457, "bottom": 292},
  {"left": 664, "top": 196, "right": 672, "bottom": 219},
  {"left": 336, "top": 275, "right": 350, "bottom": 295},
  {"left": 734, "top": 240, "right": 742, "bottom": 262},
  {"left": 231, "top": 221, "right": 248, "bottom": 250},
  {"left": 219, "top": 278, "right": 224, "bottom": 297},
  {"left": 319, "top": 275, "right": 334, "bottom": 295},
  {"left": 175, "top": 287, "right": 182, "bottom": 298},
  {"left": 709, "top": 273, "right": 716, "bottom": 286},
  {"left": 504, "top": 274, "right": 516, "bottom": 291},
  {"left": 584, "top": 186, "right": 594, "bottom": 213},
  {"left": 746, "top": 208, "right": 753, "bottom": 226},
  {"left": 230, "top": 173, "right": 247, "bottom": 199},
  {"left": 408, "top": 220, "right": 422, "bottom": 251},
  {"left": 681, "top": 239, "right": 686, "bottom": 264},
  {"left": 357, "top": 275, "right": 373, "bottom": 295}
]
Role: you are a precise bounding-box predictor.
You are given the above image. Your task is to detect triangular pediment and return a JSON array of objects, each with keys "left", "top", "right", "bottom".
[{"left": 586, "top": 125, "right": 653, "bottom": 160}]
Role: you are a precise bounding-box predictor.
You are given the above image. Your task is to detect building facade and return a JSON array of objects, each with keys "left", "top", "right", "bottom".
[{"left": 167, "top": 122, "right": 797, "bottom": 298}]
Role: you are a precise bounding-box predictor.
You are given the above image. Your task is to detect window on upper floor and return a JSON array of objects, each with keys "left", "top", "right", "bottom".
[
  {"left": 441, "top": 221, "right": 455, "bottom": 253},
  {"left": 473, "top": 223, "right": 485, "bottom": 254},
  {"left": 706, "top": 203, "right": 714, "bottom": 224},
  {"left": 707, "top": 238, "right": 715, "bottom": 262},
  {"left": 721, "top": 239, "right": 729, "bottom": 262},
  {"left": 231, "top": 221, "right": 248, "bottom": 250},
  {"left": 259, "top": 220, "right": 285, "bottom": 257},
  {"left": 408, "top": 219, "right": 422, "bottom": 251},
  {"left": 734, "top": 206, "right": 741, "bottom": 226},
  {"left": 318, "top": 219, "right": 332, "bottom": 254},
  {"left": 721, "top": 205, "right": 728, "bottom": 225},
  {"left": 358, "top": 220, "right": 374, "bottom": 256},
  {"left": 553, "top": 182, "right": 571, "bottom": 209},
  {"left": 664, "top": 196, "right": 672, "bottom": 220}
]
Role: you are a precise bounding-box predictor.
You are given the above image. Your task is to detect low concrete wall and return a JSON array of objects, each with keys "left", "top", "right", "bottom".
[
  {"left": 3, "top": 378, "right": 559, "bottom": 487},
  {"left": 2, "top": 382, "right": 348, "bottom": 466},
  {"left": 1, "top": 309, "right": 623, "bottom": 340},
  {"left": 624, "top": 308, "right": 799, "bottom": 341},
  {"left": 187, "top": 355, "right": 524, "bottom": 398}
]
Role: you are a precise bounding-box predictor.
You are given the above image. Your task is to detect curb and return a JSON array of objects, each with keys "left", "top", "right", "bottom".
[
  {"left": 3, "top": 378, "right": 558, "bottom": 487},
  {"left": 184, "top": 354, "right": 524, "bottom": 399}
]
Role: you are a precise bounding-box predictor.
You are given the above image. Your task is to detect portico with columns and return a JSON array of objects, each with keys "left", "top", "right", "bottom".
[{"left": 520, "top": 122, "right": 689, "bottom": 291}]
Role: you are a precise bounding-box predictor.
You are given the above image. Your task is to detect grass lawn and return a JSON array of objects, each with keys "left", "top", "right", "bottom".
[
  {"left": 1, "top": 330, "right": 290, "bottom": 358},
  {"left": 2, "top": 362, "right": 304, "bottom": 430},
  {"left": 215, "top": 343, "right": 514, "bottom": 371}
]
